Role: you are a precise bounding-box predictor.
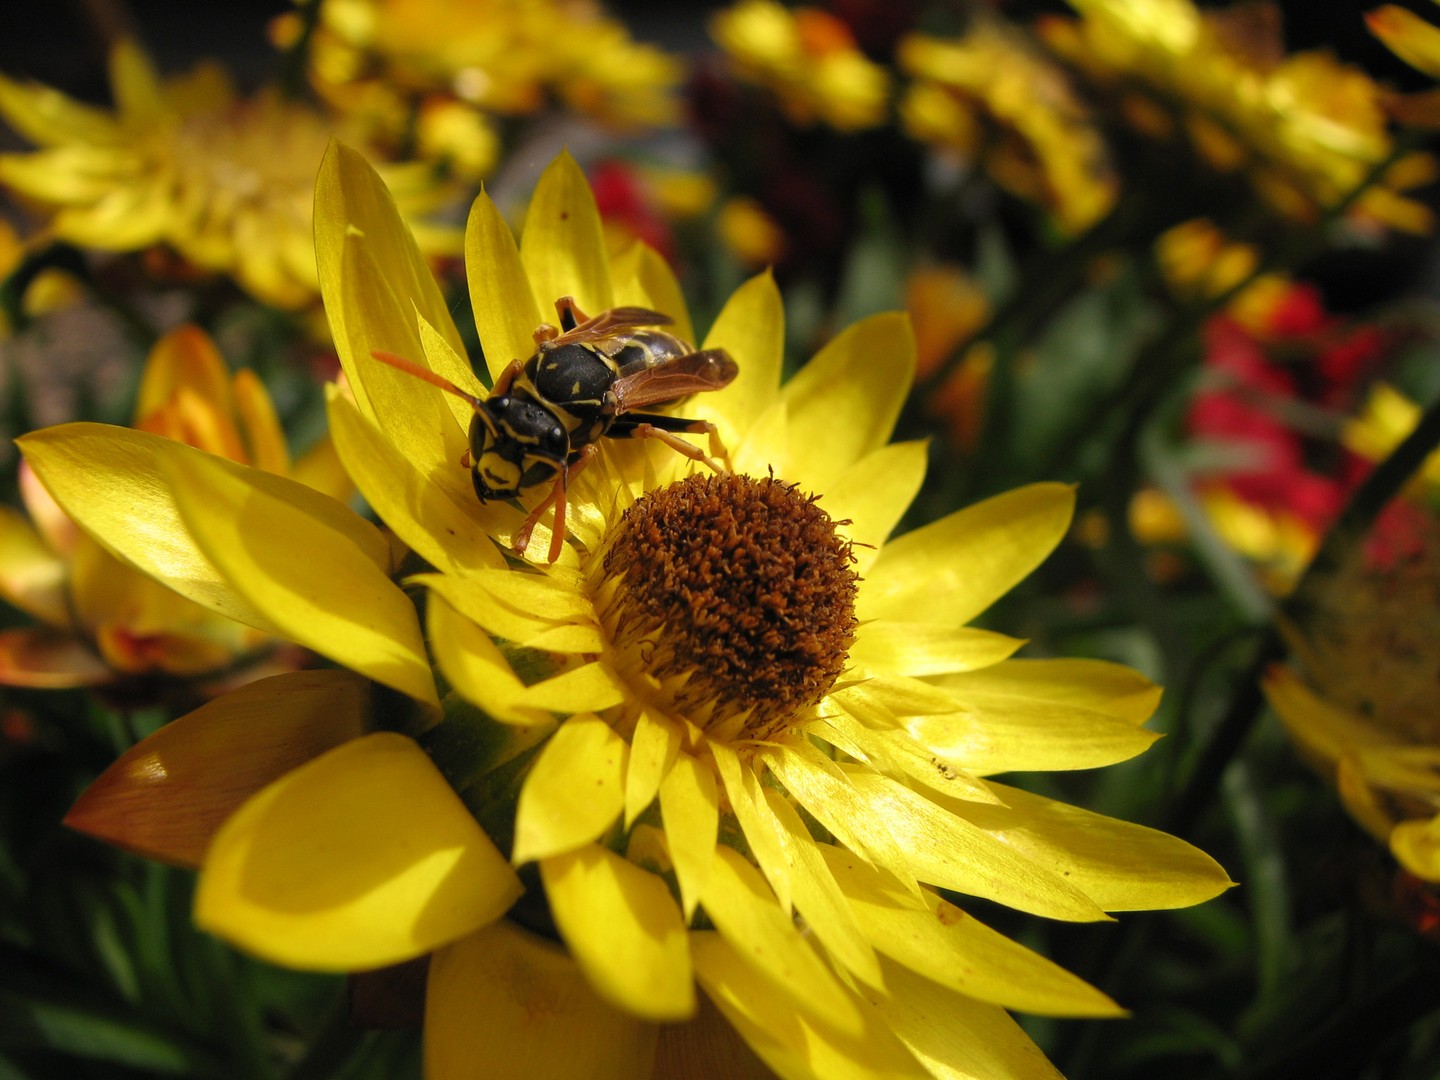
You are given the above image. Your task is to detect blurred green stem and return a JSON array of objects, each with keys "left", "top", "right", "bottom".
[
  {"left": 283, "top": 992, "right": 366, "bottom": 1080},
  {"left": 277, "top": 0, "right": 325, "bottom": 101}
]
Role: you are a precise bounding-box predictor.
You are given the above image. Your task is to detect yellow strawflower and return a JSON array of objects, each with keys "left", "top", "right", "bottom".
[
  {"left": 0, "top": 324, "right": 349, "bottom": 688},
  {"left": 1367, "top": 3, "right": 1440, "bottom": 128},
  {"left": 0, "top": 40, "right": 453, "bottom": 309},
  {"left": 710, "top": 0, "right": 890, "bottom": 131},
  {"left": 47, "top": 147, "right": 1233, "bottom": 1078},
  {"left": 1344, "top": 383, "right": 1440, "bottom": 495},
  {"left": 899, "top": 23, "right": 1116, "bottom": 233}
]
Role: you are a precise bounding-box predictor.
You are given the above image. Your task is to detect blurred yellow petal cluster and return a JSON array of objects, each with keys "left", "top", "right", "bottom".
[
  {"left": 59, "top": 146, "right": 1233, "bottom": 1078},
  {"left": 1344, "top": 383, "right": 1440, "bottom": 495},
  {"left": 0, "top": 41, "right": 453, "bottom": 309},
  {"left": 900, "top": 22, "right": 1117, "bottom": 233},
  {"left": 2, "top": 325, "right": 348, "bottom": 687},
  {"left": 278, "top": 0, "right": 680, "bottom": 180},
  {"left": 1266, "top": 511, "right": 1440, "bottom": 881},
  {"left": 1041, "top": 0, "right": 1436, "bottom": 233},
  {"left": 1367, "top": 3, "right": 1440, "bottom": 128},
  {"left": 710, "top": 0, "right": 890, "bottom": 131},
  {"left": 1154, "top": 218, "right": 1294, "bottom": 331}
]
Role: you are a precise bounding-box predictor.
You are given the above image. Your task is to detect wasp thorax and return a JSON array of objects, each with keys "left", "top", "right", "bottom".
[{"left": 595, "top": 473, "right": 858, "bottom": 741}]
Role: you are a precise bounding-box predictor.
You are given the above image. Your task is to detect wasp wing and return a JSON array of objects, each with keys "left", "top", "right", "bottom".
[
  {"left": 609, "top": 349, "right": 738, "bottom": 414},
  {"left": 548, "top": 306, "right": 674, "bottom": 347}
]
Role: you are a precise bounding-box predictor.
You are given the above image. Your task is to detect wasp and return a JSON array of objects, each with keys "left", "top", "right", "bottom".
[{"left": 373, "top": 296, "right": 738, "bottom": 563}]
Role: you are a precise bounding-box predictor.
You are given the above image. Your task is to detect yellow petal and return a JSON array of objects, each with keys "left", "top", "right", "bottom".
[
  {"left": 626, "top": 708, "right": 680, "bottom": 827},
  {"left": 700, "top": 846, "right": 864, "bottom": 1036},
  {"left": 290, "top": 435, "right": 354, "bottom": 504},
  {"left": 660, "top": 750, "right": 720, "bottom": 921},
  {"left": 710, "top": 741, "right": 792, "bottom": 912},
  {"left": 822, "top": 845, "right": 1121, "bottom": 1017},
  {"left": 904, "top": 692, "right": 1161, "bottom": 774},
  {"left": 611, "top": 239, "right": 695, "bottom": 345},
  {"left": 800, "top": 716, "right": 1002, "bottom": 808},
  {"left": 933, "top": 657, "right": 1162, "bottom": 726},
  {"left": 865, "top": 959, "right": 1066, "bottom": 1080},
  {"left": 697, "top": 271, "right": 784, "bottom": 449},
  {"left": 163, "top": 446, "right": 437, "bottom": 704},
  {"left": 418, "top": 312, "right": 488, "bottom": 433},
  {"left": 465, "top": 187, "right": 543, "bottom": 383},
  {"left": 690, "top": 931, "right": 927, "bottom": 1078},
  {"left": 845, "top": 771, "right": 1109, "bottom": 921},
  {"left": 760, "top": 789, "right": 883, "bottom": 989},
  {"left": 860, "top": 483, "right": 1076, "bottom": 626},
  {"left": 540, "top": 844, "right": 695, "bottom": 1020},
  {"left": 197, "top": 732, "right": 520, "bottom": 970},
  {"left": 1263, "top": 664, "right": 1390, "bottom": 766},
  {"left": 0, "top": 71, "right": 118, "bottom": 146},
  {"left": 427, "top": 921, "right": 658, "bottom": 1080},
  {"left": 1390, "top": 814, "right": 1440, "bottom": 881},
  {"left": 952, "top": 781, "right": 1236, "bottom": 911},
  {"left": 231, "top": 369, "right": 291, "bottom": 475},
  {"left": 133, "top": 325, "right": 234, "bottom": 431},
  {"left": 521, "top": 152, "right": 614, "bottom": 323},
  {"left": 20, "top": 424, "right": 284, "bottom": 635},
  {"left": 314, "top": 142, "right": 463, "bottom": 437},
  {"left": 849, "top": 621, "right": 1024, "bottom": 678},
  {"left": 0, "top": 628, "right": 110, "bottom": 688},
  {"left": 327, "top": 390, "right": 508, "bottom": 576},
  {"left": 516, "top": 661, "right": 629, "bottom": 712},
  {"left": 66, "top": 670, "right": 369, "bottom": 867},
  {"left": 1368, "top": 5, "right": 1440, "bottom": 78},
  {"left": 824, "top": 441, "right": 928, "bottom": 575},
  {"left": 780, "top": 312, "right": 917, "bottom": 490},
  {"left": 0, "top": 505, "right": 71, "bottom": 628},
  {"left": 109, "top": 39, "right": 165, "bottom": 123},
  {"left": 426, "top": 594, "right": 554, "bottom": 728},
  {"left": 513, "top": 714, "right": 626, "bottom": 863}
]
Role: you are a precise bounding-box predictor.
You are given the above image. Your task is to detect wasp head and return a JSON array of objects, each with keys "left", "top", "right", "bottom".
[{"left": 467, "top": 395, "right": 569, "bottom": 502}]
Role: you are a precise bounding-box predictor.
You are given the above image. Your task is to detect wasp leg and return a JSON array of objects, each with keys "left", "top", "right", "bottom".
[
  {"left": 623, "top": 420, "right": 729, "bottom": 475},
  {"left": 511, "top": 445, "right": 599, "bottom": 563},
  {"left": 460, "top": 450, "right": 473, "bottom": 469},
  {"left": 554, "top": 296, "right": 590, "bottom": 332},
  {"left": 492, "top": 358, "right": 523, "bottom": 395}
]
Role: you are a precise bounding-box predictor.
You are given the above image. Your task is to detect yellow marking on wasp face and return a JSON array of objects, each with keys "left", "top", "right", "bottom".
[{"left": 479, "top": 454, "right": 522, "bottom": 492}]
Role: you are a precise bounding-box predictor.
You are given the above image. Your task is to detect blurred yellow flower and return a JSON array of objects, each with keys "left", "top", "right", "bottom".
[
  {"left": 1344, "top": 383, "right": 1440, "bottom": 494},
  {"left": 716, "top": 194, "right": 786, "bottom": 267},
  {"left": 711, "top": 0, "right": 890, "bottom": 131},
  {"left": 1042, "top": 0, "right": 1435, "bottom": 233},
  {"left": 0, "top": 41, "right": 452, "bottom": 309},
  {"left": 2, "top": 325, "right": 349, "bottom": 687},
  {"left": 1154, "top": 218, "right": 1293, "bottom": 331},
  {"left": 55, "top": 147, "right": 1231, "bottom": 1078},
  {"left": 1266, "top": 514, "right": 1440, "bottom": 882},
  {"left": 900, "top": 23, "right": 1117, "bottom": 233},
  {"left": 0, "top": 218, "right": 84, "bottom": 337},
  {"left": 279, "top": 0, "right": 679, "bottom": 180},
  {"left": 1367, "top": 5, "right": 1440, "bottom": 129}
]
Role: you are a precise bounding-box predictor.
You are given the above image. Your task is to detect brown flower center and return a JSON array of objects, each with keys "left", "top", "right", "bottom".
[{"left": 595, "top": 473, "right": 858, "bottom": 740}]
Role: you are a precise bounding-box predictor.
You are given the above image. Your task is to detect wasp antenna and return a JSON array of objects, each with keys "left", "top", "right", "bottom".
[{"left": 371, "top": 350, "right": 483, "bottom": 408}]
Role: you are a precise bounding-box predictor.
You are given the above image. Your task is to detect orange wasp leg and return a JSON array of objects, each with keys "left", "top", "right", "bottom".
[
  {"left": 629, "top": 422, "right": 730, "bottom": 475},
  {"left": 512, "top": 444, "right": 600, "bottom": 563}
]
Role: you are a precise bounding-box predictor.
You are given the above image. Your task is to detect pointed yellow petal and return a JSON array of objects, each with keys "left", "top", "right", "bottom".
[
  {"left": 0, "top": 505, "right": 71, "bottom": 628},
  {"left": 849, "top": 621, "right": 1024, "bottom": 678},
  {"left": 427, "top": 921, "right": 658, "bottom": 1080},
  {"left": 516, "top": 661, "right": 628, "bottom": 713},
  {"left": 1263, "top": 664, "right": 1388, "bottom": 765},
  {"left": 822, "top": 845, "right": 1121, "bottom": 1017},
  {"left": 933, "top": 657, "right": 1162, "bottom": 726},
  {"left": 197, "top": 732, "right": 520, "bottom": 970},
  {"left": 465, "top": 187, "right": 543, "bottom": 382},
  {"left": 327, "top": 390, "right": 508, "bottom": 575},
  {"left": 20, "top": 424, "right": 286, "bottom": 635},
  {"left": 231, "top": 369, "right": 291, "bottom": 475},
  {"left": 426, "top": 594, "right": 554, "bottom": 728},
  {"left": 163, "top": 446, "right": 436, "bottom": 704},
  {"left": 0, "top": 71, "right": 118, "bottom": 146},
  {"left": 540, "top": 844, "right": 695, "bottom": 1020},
  {"left": 521, "top": 152, "right": 614, "bottom": 322},
  {"left": 861, "top": 483, "right": 1076, "bottom": 626},
  {"left": 133, "top": 325, "right": 234, "bottom": 431},
  {"left": 904, "top": 693, "right": 1161, "bottom": 774},
  {"left": 513, "top": 714, "right": 626, "bottom": 863},
  {"left": 781, "top": 313, "right": 917, "bottom": 490},
  {"left": 415, "top": 571, "right": 564, "bottom": 649},
  {"left": 290, "top": 435, "right": 354, "bottom": 504},
  {"left": 66, "top": 670, "right": 369, "bottom": 867},
  {"left": 700, "top": 846, "right": 864, "bottom": 1035},
  {"left": 660, "top": 750, "right": 720, "bottom": 921},
  {"left": 697, "top": 271, "right": 784, "bottom": 449},
  {"left": 866, "top": 959, "right": 1067, "bottom": 1080},
  {"left": 760, "top": 790, "right": 883, "bottom": 989},
  {"left": 1368, "top": 5, "right": 1440, "bottom": 78},
  {"left": 953, "top": 781, "right": 1236, "bottom": 911},
  {"left": 109, "top": 39, "right": 165, "bottom": 123},
  {"left": 1390, "top": 814, "right": 1440, "bottom": 881},
  {"left": 0, "top": 628, "right": 110, "bottom": 688},
  {"left": 611, "top": 239, "right": 695, "bottom": 345},
  {"left": 824, "top": 441, "right": 927, "bottom": 575},
  {"left": 710, "top": 742, "right": 792, "bottom": 912},
  {"left": 626, "top": 708, "right": 680, "bottom": 827},
  {"left": 846, "top": 771, "right": 1109, "bottom": 921},
  {"left": 314, "top": 142, "right": 464, "bottom": 435}
]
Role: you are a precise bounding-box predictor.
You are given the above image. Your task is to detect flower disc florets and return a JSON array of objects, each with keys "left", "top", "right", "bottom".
[{"left": 594, "top": 472, "right": 858, "bottom": 740}]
